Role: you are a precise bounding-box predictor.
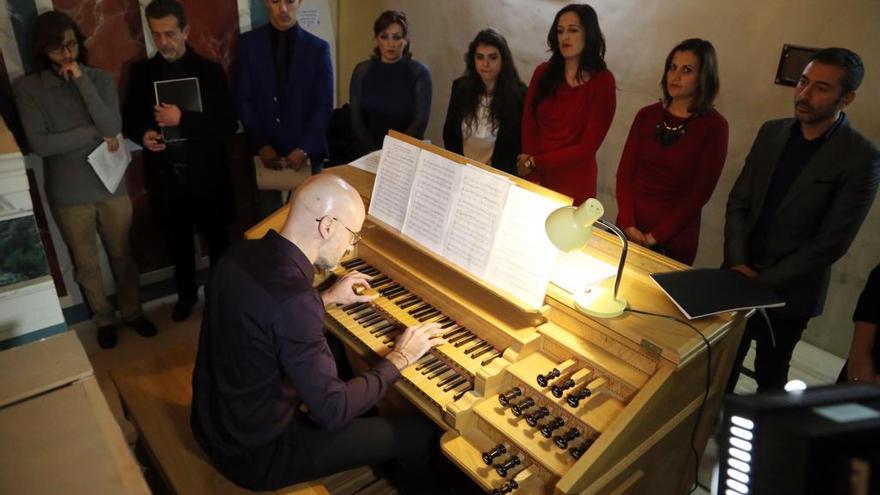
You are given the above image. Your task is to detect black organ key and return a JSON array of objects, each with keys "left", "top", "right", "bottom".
[
  {"left": 540, "top": 417, "right": 565, "bottom": 438},
  {"left": 464, "top": 341, "right": 489, "bottom": 354},
  {"left": 453, "top": 385, "right": 474, "bottom": 401},
  {"left": 482, "top": 444, "right": 507, "bottom": 465},
  {"left": 511, "top": 397, "right": 535, "bottom": 417},
  {"left": 525, "top": 406, "right": 550, "bottom": 427},
  {"left": 407, "top": 304, "right": 431, "bottom": 315},
  {"left": 472, "top": 345, "right": 496, "bottom": 359},
  {"left": 437, "top": 372, "right": 461, "bottom": 387},
  {"left": 448, "top": 331, "right": 474, "bottom": 344},
  {"left": 481, "top": 350, "right": 504, "bottom": 366},
  {"left": 491, "top": 480, "right": 519, "bottom": 495},
  {"left": 453, "top": 335, "right": 478, "bottom": 348},
  {"left": 340, "top": 258, "right": 365, "bottom": 269},
  {"left": 415, "top": 357, "right": 439, "bottom": 371},
  {"left": 494, "top": 455, "right": 520, "bottom": 477},
  {"left": 551, "top": 378, "right": 576, "bottom": 398},
  {"left": 536, "top": 368, "right": 561, "bottom": 388},
  {"left": 426, "top": 365, "right": 451, "bottom": 379},
  {"left": 395, "top": 295, "right": 419, "bottom": 306},
  {"left": 443, "top": 377, "right": 469, "bottom": 392},
  {"left": 569, "top": 438, "right": 595, "bottom": 460},
  {"left": 442, "top": 327, "right": 467, "bottom": 339},
  {"left": 421, "top": 361, "right": 446, "bottom": 375},
  {"left": 553, "top": 428, "right": 581, "bottom": 449},
  {"left": 399, "top": 298, "right": 422, "bottom": 310},
  {"left": 342, "top": 302, "right": 368, "bottom": 313},
  {"left": 498, "top": 387, "right": 522, "bottom": 407}
]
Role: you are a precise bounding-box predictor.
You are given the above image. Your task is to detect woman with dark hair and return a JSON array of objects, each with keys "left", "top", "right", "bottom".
[
  {"left": 349, "top": 10, "right": 432, "bottom": 155},
  {"left": 615, "top": 38, "right": 728, "bottom": 265},
  {"left": 442, "top": 29, "right": 526, "bottom": 175},
  {"left": 519, "top": 3, "right": 616, "bottom": 204}
]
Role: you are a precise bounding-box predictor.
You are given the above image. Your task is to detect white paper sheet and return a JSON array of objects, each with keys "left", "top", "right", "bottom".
[
  {"left": 348, "top": 149, "right": 382, "bottom": 174},
  {"left": 443, "top": 165, "right": 512, "bottom": 277},
  {"left": 368, "top": 136, "right": 422, "bottom": 230},
  {"left": 550, "top": 250, "right": 617, "bottom": 294},
  {"left": 485, "top": 186, "right": 566, "bottom": 310},
  {"left": 87, "top": 133, "right": 130, "bottom": 193},
  {"left": 401, "top": 152, "right": 462, "bottom": 254}
]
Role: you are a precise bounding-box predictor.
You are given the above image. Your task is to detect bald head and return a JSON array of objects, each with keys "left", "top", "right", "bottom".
[
  {"left": 281, "top": 174, "right": 365, "bottom": 269},
  {"left": 289, "top": 174, "right": 365, "bottom": 228}
]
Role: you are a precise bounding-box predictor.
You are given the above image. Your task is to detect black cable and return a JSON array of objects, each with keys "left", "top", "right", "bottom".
[{"left": 625, "top": 308, "right": 712, "bottom": 494}]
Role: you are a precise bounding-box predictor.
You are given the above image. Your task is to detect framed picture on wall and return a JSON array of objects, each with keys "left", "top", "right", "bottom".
[{"left": 775, "top": 44, "right": 820, "bottom": 86}]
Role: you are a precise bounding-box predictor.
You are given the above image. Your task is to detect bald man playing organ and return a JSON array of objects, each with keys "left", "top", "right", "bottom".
[{"left": 191, "top": 175, "right": 445, "bottom": 491}]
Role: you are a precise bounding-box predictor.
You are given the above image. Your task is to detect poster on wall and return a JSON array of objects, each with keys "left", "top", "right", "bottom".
[{"left": 0, "top": 215, "right": 50, "bottom": 290}]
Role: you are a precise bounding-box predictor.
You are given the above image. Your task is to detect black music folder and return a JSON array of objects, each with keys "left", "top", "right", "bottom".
[
  {"left": 651, "top": 268, "right": 785, "bottom": 319},
  {"left": 153, "top": 77, "right": 202, "bottom": 143}
]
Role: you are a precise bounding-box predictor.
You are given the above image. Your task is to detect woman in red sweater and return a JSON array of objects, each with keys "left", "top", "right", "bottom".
[
  {"left": 519, "top": 4, "right": 616, "bottom": 204},
  {"left": 615, "top": 38, "right": 728, "bottom": 265}
]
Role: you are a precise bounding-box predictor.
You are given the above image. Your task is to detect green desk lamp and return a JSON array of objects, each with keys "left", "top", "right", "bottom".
[{"left": 545, "top": 198, "right": 628, "bottom": 318}]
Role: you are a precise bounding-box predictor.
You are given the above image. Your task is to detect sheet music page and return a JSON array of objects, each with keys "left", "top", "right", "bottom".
[
  {"left": 442, "top": 165, "right": 512, "bottom": 276},
  {"left": 87, "top": 132, "right": 130, "bottom": 193},
  {"left": 485, "top": 186, "right": 565, "bottom": 309},
  {"left": 368, "top": 135, "right": 422, "bottom": 230},
  {"left": 348, "top": 149, "right": 382, "bottom": 174},
  {"left": 400, "top": 152, "right": 462, "bottom": 253}
]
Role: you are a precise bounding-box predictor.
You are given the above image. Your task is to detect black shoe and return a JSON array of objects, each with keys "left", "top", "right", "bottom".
[
  {"left": 125, "top": 316, "right": 158, "bottom": 337},
  {"left": 171, "top": 297, "right": 197, "bottom": 322},
  {"left": 97, "top": 325, "right": 118, "bottom": 349}
]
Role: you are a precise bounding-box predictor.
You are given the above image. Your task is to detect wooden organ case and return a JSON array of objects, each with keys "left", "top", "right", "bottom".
[{"left": 246, "top": 134, "right": 748, "bottom": 495}]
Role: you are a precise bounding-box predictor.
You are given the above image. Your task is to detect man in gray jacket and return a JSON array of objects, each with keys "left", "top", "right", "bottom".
[
  {"left": 724, "top": 47, "right": 880, "bottom": 393},
  {"left": 14, "top": 11, "right": 155, "bottom": 348}
]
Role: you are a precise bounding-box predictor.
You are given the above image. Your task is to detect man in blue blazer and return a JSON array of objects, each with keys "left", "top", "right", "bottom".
[
  {"left": 724, "top": 48, "right": 880, "bottom": 393},
  {"left": 236, "top": 0, "right": 332, "bottom": 215}
]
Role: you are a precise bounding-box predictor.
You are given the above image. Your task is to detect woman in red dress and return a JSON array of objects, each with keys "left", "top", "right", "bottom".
[
  {"left": 519, "top": 4, "right": 616, "bottom": 205},
  {"left": 615, "top": 38, "right": 728, "bottom": 265}
]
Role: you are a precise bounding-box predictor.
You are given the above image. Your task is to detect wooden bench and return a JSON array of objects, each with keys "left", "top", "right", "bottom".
[
  {"left": 0, "top": 332, "right": 149, "bottom": 494},
  {"left": 110, "top": 344, "right": 330, "bottom": 495}
]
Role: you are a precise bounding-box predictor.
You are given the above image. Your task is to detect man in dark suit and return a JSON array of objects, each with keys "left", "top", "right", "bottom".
[
  {"left": 724, "top": 47, "right": 880, "bottom": 393},
  {"left": 123, "top": 0, "right": 237, "bottom": 322},
  {"left": 235, "top": 0, "right": 333, "bottom": 217}
]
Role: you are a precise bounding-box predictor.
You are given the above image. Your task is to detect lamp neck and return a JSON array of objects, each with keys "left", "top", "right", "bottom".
[{"left": 596, "top": 219, "right": 628, "bottom": 300}]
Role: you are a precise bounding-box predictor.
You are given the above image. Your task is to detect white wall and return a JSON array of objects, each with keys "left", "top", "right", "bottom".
[{"left": 337, "top": 0, "right": 880, "bottom": 358}]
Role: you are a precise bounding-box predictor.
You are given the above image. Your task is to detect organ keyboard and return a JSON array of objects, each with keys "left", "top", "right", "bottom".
[{"left": 246, "top": 133, "right": 748, "bottom": 495}]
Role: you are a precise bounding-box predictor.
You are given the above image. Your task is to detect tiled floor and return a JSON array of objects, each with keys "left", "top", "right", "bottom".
[{"left": 76, "top": 294, "right": 841, "bottom": 495}]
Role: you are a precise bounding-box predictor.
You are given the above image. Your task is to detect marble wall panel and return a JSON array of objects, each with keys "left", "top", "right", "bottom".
[
  {"left": 7, "top": 0, "right": 38, "bottom": 75},
  {"left": 177, "top": 0, "right": 239, "bottom": 73},
  {"left": 52, "top": 0, "right": 146, "bottom": 90}
]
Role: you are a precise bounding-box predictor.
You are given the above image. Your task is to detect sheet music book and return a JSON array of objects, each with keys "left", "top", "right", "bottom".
[
  {"left": 87, "top": 132, "right": 130, "bottom": 193},
  {"left": 651, "top": 268, "right": 786, "bottom": 319},
  {"left": 368, "top": 135, "right": 569, "bottom": 310},
  {"left": 369, "top": 135, "right": 422, "bottom": 230},
  {"left": 153, "top": 77, "right": 202, "bottom": 143}
]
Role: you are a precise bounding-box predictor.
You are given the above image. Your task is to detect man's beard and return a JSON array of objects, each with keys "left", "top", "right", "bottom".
[{"left": 314, "top": 255, "right": 338, "bottom": 272}]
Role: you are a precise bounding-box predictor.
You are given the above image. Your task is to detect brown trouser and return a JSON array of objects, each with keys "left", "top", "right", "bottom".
[{"left": 53, "top": 195, "right": 142, "bottom": 327}]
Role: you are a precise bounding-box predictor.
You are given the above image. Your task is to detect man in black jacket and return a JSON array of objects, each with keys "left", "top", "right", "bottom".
[
  {"left": 724, "top": 48, "right": 880, "bottom": 393},
  {"left": 123, "top": 0, "right": 236, "bottom": 321}
]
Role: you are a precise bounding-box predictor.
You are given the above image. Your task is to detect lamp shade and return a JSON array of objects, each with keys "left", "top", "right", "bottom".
[{"left": 545, "top": 198, "right": 604, "bottom": 252}]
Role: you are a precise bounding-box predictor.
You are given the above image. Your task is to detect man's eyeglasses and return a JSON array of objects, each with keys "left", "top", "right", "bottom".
[
  {"left": 48, "top": 40, "right": 79, "bottom": 55},
  {"left": 316, "top": 217, "right": 362, "bottom": 246}
]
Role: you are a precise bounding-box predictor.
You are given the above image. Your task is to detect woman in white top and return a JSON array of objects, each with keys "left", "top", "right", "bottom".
[{"left": 442, "top": 29, "right": 526, "bottom": 175}]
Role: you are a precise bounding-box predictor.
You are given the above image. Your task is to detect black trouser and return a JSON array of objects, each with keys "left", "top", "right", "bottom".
[
  {"left": 216, "top": 414, "right": 436, "bottom": 491},
  {"left": 726, "top": 308, "right": 810, "bottom": 393},
  {"left": 165, "top": 164, "right": 230, "bottom": 300}
]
